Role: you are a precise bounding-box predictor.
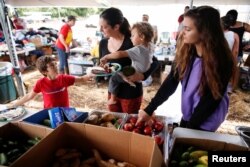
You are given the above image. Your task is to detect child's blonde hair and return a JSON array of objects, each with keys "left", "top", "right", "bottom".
[{"left": 132, "top": 22, "right": 154, "bottom": 43}]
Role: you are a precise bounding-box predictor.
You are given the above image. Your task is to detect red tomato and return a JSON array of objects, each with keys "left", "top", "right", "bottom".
[
  {"left": 123, "top": 123, "right": 134, "bottom": 131},
  {"left": 153, "top": 121, "right": 164, "bottom": 132},
  {"left": 136, "top": 121, "right": 145, "bottom": 130},
  {"left": 132, "top": 128, "right": 141, "bottom": 134},
  {"left": 154, "top": 135, "right": 164, "bottom": 145},
  {"left": 129, "top": 117, "right": 137, "bottom": 125},
  {"left": 143, "top": 126, "right": 152, "bottom": 136}
]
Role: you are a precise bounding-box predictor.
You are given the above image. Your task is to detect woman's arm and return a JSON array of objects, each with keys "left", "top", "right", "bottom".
[
  {"left": 232, "top": 33, "right": 239, "bottom": 58},
  {"left": 143, "top": 56, "right": 159, "bottom": 80},
  {"left": 58, "top": 34, "right": 69, "bottom": 52}
]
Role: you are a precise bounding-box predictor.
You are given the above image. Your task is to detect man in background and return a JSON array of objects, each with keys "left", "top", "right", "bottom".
[{"left": 142, "top": 14, "right": 158, "bottom": 44}]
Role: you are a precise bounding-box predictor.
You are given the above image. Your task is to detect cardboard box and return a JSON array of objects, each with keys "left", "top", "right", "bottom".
[
  {"left": 0, "top": 122, "right": 52, "bottom": 166},
  {"left": 22, "top": 107, "right": 88, "bottom": 129},
  {"left": 11, "top": 123, "right": 164, "bottom": 167},
  {"left": 165, "top": 128, "right": 248, "bottom": 166}
]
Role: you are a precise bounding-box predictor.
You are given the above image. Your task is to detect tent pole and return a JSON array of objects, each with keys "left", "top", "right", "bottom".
[
  {"left": 190, "top": 0, "right": 194, "bottom": 8},
  {"left": 0, "top": 0, "right": 25, "bottom": 97}
]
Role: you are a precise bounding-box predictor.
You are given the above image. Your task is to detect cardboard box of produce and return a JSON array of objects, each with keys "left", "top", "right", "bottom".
[
  {"left": 166, "top": 128, "right": 248, "bottom": 167},
  {"left": 22, "top": 107, "right": 88, "bottom": 129},
  {"left": 11, "top": 122, "right": 164, "bottom": 167},
  {"left": 0, "top": 122, "right": 52, "bottom": 166}
]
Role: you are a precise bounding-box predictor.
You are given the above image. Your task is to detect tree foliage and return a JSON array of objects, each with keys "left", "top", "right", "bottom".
[{"left": 15, "top": 7, "right": 105, "bottom": 18}]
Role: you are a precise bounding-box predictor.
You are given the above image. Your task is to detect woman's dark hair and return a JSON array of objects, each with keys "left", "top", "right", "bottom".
[
  {"left": 221, "top": 15, "right": 232, "bottom": 30},
  {"left": 226, "top": 9, "right": 238, "bottom": 25},
  {"left": 100, "top": 7, "right": 131, "bottom": 36},
  {"left": 175, "top": 6, "right": 237, "bottom": 99}
]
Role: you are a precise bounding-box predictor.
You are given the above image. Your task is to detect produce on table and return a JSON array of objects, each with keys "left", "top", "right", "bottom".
[
  {"left": 43, "top": 118, "right": 51, "bottom": 127},
  {"left": 122, "top": 115, "right": 165, "bottom": 146},
  {"left": 169, "top": 145, "right": 208, "bottom": 167},
  {"left": 51, "top": 148, "right": 136, "bottom": 167},
  {"left": 85, "top": 112, "right": 124, "bottom": 129},
  {"left": 0, "top": 137, "right": 41, "bottom": 166}
]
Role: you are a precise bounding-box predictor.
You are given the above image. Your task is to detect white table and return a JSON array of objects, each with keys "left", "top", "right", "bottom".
[{"left": 70, "top": 47, "right": 90, "bottom": 54}]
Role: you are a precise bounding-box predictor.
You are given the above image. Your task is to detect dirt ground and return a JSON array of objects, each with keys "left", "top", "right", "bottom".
[{"left": 20, "top": 66, "right": 250, "bottom": 135}]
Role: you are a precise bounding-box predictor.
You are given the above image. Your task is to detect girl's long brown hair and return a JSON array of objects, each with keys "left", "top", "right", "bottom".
[{"left": 175, "top": 6, "right": 237, "bottom": 99}]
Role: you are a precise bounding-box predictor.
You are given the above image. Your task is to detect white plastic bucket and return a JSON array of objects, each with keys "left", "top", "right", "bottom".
[{"left": 0, "top": 62, "right": 13, "bottom": 76}]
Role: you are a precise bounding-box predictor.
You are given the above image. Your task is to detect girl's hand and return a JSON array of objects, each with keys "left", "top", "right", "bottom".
[{"left": 136, "top": 109, "right": 151, "bottom": 126}]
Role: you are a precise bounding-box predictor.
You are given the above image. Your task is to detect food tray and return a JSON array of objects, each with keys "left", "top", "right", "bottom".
[
  {"left": 0, "top": 107, "right": 26, "bottom": 122},
  {"left": 83, "top": 110, "right": 128, "bottom": 129},
  {"left": 86, "top": 63, "right": 121, "bottom": 77}
]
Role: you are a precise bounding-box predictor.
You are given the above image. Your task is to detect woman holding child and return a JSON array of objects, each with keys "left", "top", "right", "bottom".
[{"left": 99, "top": 7, "right": 158, "bottom": 114}]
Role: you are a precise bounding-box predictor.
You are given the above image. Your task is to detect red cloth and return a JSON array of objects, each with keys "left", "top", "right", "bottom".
[
  {"left": 108, "top": 93, "right": 142, "bottom": 114},
  {"left": 33, "top": 74, "right": 75, "bottom": 109},
  {"left": 55, "top": 24, "right": 72, "bottom": 50},
  {"left": 178, "top": 14, "right": 184, "bottom": 23},
  {"left": 13, "top": 18, "right": 24, "bottom": 29}
]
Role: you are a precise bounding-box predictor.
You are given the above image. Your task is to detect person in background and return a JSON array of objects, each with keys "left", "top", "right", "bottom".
[
  {"left": 221, "top": 15, "right": 239, "bottom": 93},
  {"left": 137, "top": 6, "right": 237, "bottom": 132},
  {"left": 90, "top": 39, "right": 100, "bottom": 65},
  {"left": 55, "top": 15, "right": 76, "bottom": 74},
  {"left": 12, "top": 15, "right": 26, "bottom": 30},
  {"left": 142, "top": 14, "right": 158, "bottom": 44},
  {"left": 141, "top": 14, "right": 157, "bottom": 87},
  {"left": 176, "top": 6, "right": 190, "bottom": 40},
  {"left": 226, "top": 9, "right": 250, "bottom": 64},
  {"left": 221, "top": 15, "right": 239, "bottom": 59},
  {"left": 99, "top": 7, "right": 159, "bottom": 113},
  {"left": 100, "top": 22, "right": 154, "bottom": 105},
  {"left": 8, "top": 56, "right": 91, "bottom": 109}
]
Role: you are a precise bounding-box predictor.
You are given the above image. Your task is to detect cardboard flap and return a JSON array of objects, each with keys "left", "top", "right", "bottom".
[
  {"left": 130, "top": 134, "right": 156, "bottom": 167},
  {"left": 10, "top": 123, "right": 163, "bottom": 167}
]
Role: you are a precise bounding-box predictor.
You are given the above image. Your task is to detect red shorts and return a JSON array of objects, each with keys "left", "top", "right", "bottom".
[{"left": 108, "top": 93, "right": 142, "bottom": 114}]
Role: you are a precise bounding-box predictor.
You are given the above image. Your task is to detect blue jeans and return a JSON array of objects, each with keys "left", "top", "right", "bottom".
[{"left": 56, "top": 47, "right": 69, "bottom": 73}]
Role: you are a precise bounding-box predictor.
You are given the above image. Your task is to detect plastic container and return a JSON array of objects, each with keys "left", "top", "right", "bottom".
[
  {"left": 68, "top": 57, "right": 94, "bottom": 76},
  {"left": 0, "top": 62, "right": 17, "bottom": 104},
  {"left": 235, "top": 126, "right": 250, "bottom": 148}
]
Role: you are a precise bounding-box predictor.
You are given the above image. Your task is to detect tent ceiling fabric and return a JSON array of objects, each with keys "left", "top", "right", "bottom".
[{"left": 5, "top": 0, "right": 250, "bottom": 7}]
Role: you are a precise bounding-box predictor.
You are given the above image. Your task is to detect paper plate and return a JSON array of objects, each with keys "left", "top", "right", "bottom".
[
  {"left": 0, "top": 107, "right": 26, "bottom": 122},
  {"left": 86, "top": 63, "right": 121, "bottom": 77}
]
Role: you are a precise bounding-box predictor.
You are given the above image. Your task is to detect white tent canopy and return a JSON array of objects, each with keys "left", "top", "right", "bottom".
[{"left": 5, "top": 0, "right": 250, "bottom": 7}]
